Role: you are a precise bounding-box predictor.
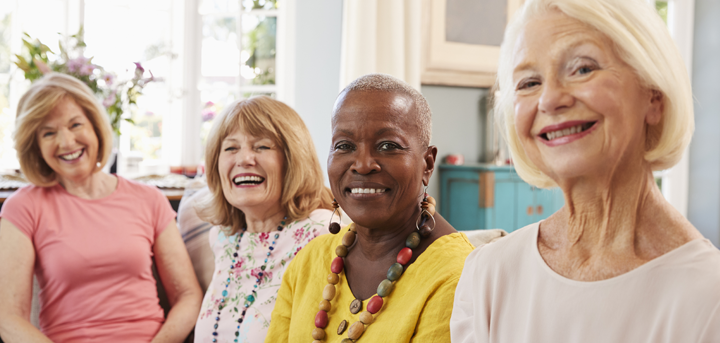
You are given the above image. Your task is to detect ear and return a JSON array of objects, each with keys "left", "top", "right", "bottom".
[
  {"left": 645, "top": 89, "right": 663, "bottom": 126},
  {"left": 422, "top": 145, "right": 438, "bottom": 186}
]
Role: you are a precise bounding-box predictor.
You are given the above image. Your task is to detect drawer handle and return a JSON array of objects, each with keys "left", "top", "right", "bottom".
[
  {"left": 478, "top": 172, "right": 495, "bottom": 208},
  {"left": 526, "top": 206, "right": 533, "bottom": 215},
  {"left": 536, "top": 205, "right": 543, "bottom": 215}
]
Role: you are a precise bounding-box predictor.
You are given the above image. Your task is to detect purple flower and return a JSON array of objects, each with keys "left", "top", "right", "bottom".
[
  {"left": 102, "top": 73, "right": 115, "bottom": 86},
  {"left": 67, "top": 56, "right": 88, "bottom": 73},
  {"left": 103, "top": 92, "right": 116, "bottom": 108},
  {"left": 79, "top": 63, "right": 95, "bottom": 76},
  {"left": 201, "top": 107, "right": 216, "bottom": 122}
]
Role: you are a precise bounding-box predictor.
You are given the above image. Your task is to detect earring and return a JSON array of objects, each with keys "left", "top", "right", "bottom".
[
  {"left": 415, "top": 185, "right": 436, "bottom": 237},
  {"left": 328, "top": 199, "right": 342, "bottom": 234}
]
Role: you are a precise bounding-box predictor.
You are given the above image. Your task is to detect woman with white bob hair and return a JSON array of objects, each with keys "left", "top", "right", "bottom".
[{"left": 451, "top": 0, "right": 720, "bottom": 342}]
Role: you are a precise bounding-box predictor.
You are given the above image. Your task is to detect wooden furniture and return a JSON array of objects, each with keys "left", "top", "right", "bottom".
[{"left": 439, "top": 164, "right": 564, "bottom": 232}]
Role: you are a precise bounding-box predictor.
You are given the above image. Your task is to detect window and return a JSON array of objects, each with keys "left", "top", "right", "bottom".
[
  {"left": 0, "top": 0, "right": 292, "bottom": 175},
  {"left": 197, "top": 0, "right": 280, "bottom": 161}
]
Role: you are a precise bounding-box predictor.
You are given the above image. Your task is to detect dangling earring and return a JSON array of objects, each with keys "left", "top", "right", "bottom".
[
  {"left": 328, "top": 199, "right": 342, "bottom": 234},
  {"left": 415, "top": 184, "right": 436, "bottom": 237}
]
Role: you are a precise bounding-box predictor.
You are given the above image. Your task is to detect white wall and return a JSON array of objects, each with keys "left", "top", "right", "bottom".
[{"left": 292, "top": 0, "right": 344, "bottom": 185}]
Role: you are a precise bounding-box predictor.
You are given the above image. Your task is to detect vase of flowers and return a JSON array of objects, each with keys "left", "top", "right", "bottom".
[{"left": 13, "top": 26, "right": 154, "bottom": 137}]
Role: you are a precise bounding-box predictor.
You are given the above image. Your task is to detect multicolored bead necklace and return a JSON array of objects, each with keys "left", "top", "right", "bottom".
[
  {"left": 313, "top": 196, "right": 436, "bottom": 342},
  {"left": 212, "top": 216, "right": 288, "bottom": 343}
]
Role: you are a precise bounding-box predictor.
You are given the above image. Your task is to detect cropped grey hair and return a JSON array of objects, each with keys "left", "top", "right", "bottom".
[{"left": 337, "top": 74, "right": 432, "bottom": 146}]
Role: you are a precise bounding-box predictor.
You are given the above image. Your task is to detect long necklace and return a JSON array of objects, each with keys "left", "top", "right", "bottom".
[
  {"left": 211, "top": 216, "right": 288, "bottom": 343},
  {"left": 312, "top": 196, "right": 436, "bottom": 342}
]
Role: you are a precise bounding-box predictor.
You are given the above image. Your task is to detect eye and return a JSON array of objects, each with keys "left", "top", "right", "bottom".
[
  {"left": 577, "top": 66, "right": 594, "bottom": 75},
  {"left": 223, "top": 146, "right": 237, "bottom": 152},
  {"left": 517, "top": 79, "right": 541, "bottom": 91},
  {"left": 42, "top": 131, "right": 55, "bottom": 138},
  {"left": 378, "top": 142, "right": 401, "bottom": 151},
  {"left": 255, "top": 145, "right": 271, "bottom": 151},
  {"left": 71, "top": 122, "right": 82, "bottom": 129},
  {"left": 334, "top": 141, "right": 354, "bottom": 151}
]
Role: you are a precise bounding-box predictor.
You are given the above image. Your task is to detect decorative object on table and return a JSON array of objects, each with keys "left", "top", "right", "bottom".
[
  {"left": 0, "top": 171, "right": 29, "bottom": 190},
  {"left": 444, "top": 154, "right": 465, "bottom": 165},
  {"left": 133, "top": 174, "right": 189, "bottom": 189},
  {"left": 14, "top": 26, "right": 155, "bottom": 136}
]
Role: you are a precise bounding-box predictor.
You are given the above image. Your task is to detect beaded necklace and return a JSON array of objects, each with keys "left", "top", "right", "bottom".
[
  {"left": 312, "top": 196, "right": 436, "bottom": 342},
  {"left": 212, "top": 216, "right": 288, "bottom": 343}
]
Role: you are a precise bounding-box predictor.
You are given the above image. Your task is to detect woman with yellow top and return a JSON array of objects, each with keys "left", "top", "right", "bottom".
[{"left": 265, "top": 73, "right": 475, "bottom": 342}]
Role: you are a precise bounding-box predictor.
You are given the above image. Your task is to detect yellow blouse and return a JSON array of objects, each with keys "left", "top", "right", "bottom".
[{"left": 265, "top": 226, "right": 474, "bottom": 343}]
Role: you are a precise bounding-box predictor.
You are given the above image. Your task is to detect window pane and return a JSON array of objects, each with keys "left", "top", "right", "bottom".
[
  {"left": 242, "top": 0, "right": 278, "bottom": 11},
  {"left": 84, "top": 0, "right": 174, "bottom": 163},
  {"left": 199, "top": 0, "right": 240, "bottom": 14},
  {"left": 656, "top": 1, "right": 668, "bottom": 25},
  {"left": 202, "top": 15, "right": 239, "bottom": 77},
  {"left": 242, "top": 15, "right": 276, "bottom": 85}
]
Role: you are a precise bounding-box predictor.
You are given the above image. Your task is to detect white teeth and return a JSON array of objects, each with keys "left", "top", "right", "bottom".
[
  {"left": 234, "top": 175, "right": 264, "bottom": 184},
  {"left": 59, "top": 150, "right": 82, "bottom": 161},
  {"left": 546, "top": 124, "right": 584, "bottom": 141},
  {"left": 350, "top": 188, "right": 386, "bottom": 194}
]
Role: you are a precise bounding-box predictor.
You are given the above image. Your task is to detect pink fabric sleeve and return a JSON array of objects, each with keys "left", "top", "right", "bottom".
[
  {"left": 148, "top": 186, "right": 177, "bottom": 239},
  {"left": 0, "top": 187, "right": 38, "bottom": 240}
]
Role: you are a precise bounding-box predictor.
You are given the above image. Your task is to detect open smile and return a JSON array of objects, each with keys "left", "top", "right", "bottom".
[
  {"left": 58, "top": 148, "right": 84, "bottom": 162},
  {"left": 345, "top": 183, "right": 390, "bottom": 199},
  {"left": 232, "top": 173, "right": 266, "bottom": 187},
  {"left": 538, "top": 120, "right": 597, "bottom": 146}
]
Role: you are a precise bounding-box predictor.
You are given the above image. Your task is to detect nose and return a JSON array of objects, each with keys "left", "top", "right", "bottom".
[
  {"left": 57, "top": 128, "right": 75, "bottom": 149},
  {"left": 350, "top": 146, "right": 381, "bottom": 175},
  {"left": 237, "top": 147, "right": 256, "bottom": 167},
  {"left": 537, "top": 78, "right": 574, "bottom": 115}
]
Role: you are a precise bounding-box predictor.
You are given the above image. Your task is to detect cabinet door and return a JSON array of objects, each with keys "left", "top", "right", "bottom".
[
  {"left": 534, "top": 187, "right": 564, "bottom": 220},
  {"left": 516, "top": 182, "right": 536, "bottom": 230},
  {"left": 446, "top": 178, "right": 482, "bottom": 231},
  {"left": 493, "top": 180, "right": 516, "bottom": 232}
]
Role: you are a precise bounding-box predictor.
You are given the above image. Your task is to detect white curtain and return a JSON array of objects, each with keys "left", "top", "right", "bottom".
[{"left": 339, "top": 0, "right": 422, "bottom": 91}]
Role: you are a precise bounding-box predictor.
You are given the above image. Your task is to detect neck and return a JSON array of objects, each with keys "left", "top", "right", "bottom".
[
  {"left": 553, "top": 156, "right": 659, "bottom": 252},
  {"left": 353, "top": 206, "right": 421, "bottom": 261},
  {"left": 58, "top": 172, "right": 117, "bottom": 200},
  {"left": 243, "top": 205, "right": 286, "bottom": 233}
]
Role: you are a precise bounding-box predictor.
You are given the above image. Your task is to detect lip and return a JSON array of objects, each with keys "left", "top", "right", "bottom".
[
  {"left": 57, "top": 148, "right": 85, "bottom": 163},
  {"left": 231, "top": 172, "right": 266, "bottom": 188},
  {"left": 344, "top": 181, "right": 391, "bottom": 200},
  {"left": 538, "top": 120, "right": 598, "bottom": 147}
]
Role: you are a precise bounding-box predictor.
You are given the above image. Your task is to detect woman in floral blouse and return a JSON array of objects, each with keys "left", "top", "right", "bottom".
[{"left": 193, "top": 96, "right": 334, "bottom": 343}]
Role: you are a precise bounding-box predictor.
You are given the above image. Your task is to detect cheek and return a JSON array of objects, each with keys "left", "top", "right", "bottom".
[{"left": 513, "top": 98, "right": 536, "bottom": 140}]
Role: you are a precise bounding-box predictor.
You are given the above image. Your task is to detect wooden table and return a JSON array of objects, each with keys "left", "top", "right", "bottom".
[{"left": 0, "top": 188, "right": 186, "bottom": 213}]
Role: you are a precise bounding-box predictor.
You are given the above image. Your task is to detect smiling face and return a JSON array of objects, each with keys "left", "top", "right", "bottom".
[
  {"left": 512, "top": 11, "right": 662, "bottom": 183},
  {"left": 328, "top": 90, "right": 436, "bottom": 229},
  {"left": 37, "top": 96, "right": 100, "bottom": 184},
  {"left": 218, "top": 128, "right": 286, "bottom": 214}
]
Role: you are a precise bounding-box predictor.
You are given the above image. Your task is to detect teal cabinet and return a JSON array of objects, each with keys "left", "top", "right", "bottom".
[{"left": 438, "top": 164, "right": 564, "bottom": 232}]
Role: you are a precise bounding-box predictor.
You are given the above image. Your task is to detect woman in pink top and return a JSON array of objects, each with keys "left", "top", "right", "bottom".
[
  {"left": 0, "top": 73, "right": 202, "bottom": 342},
  {"left": 451, "top": 0, "right": 720, "bottom": 342}
]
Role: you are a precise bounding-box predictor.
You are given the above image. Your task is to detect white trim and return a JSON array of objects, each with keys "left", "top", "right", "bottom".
[
  {"left": 661, "top": 0, "right": 694, "bottom": 217},
  {"left": 180, "top": 0, "right": 202, "bottom": 167}
]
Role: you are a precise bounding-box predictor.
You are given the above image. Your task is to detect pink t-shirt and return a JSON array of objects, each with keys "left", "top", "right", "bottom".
[{"left": 0, "top": 176, "right": 176, "bottom": 342}]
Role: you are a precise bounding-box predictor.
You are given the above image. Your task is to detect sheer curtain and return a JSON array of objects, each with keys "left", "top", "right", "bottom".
[{"left": 339, "top": 0, "right": 422, "bottom": 90}]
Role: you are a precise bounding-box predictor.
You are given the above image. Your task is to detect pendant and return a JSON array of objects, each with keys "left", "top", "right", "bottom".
[
  {"left": 350, "top": 298, "right": 362, "bottom": 314},
  {"left": 337, "top": 319, "right": 348, "bottom": 335}
]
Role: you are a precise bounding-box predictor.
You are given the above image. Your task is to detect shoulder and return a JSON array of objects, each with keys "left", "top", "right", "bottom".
[
  {"left": 2, "top": 184, "right": 55, "bottom": 211},
  {"left": 117, "top": 176, "right": 165, "bottom": 197}
]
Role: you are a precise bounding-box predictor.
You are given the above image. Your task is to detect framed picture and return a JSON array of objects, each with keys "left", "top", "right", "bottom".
[{"left": 421, "top": 0, "right": 524, "bottom": 87}]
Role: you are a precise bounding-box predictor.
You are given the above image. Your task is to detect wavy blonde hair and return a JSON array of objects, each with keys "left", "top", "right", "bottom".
[
  {"left": 495, "top": 0, "right": 694, "bottom": 188},
  {"left": 198, "top": 96, "right": 333, "bottom": 235},
  {"left": 14, "top": 73, "right": 113, "bottom": 187}
]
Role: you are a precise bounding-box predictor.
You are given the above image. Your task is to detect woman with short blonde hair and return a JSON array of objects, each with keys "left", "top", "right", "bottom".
[
  {"left": 451, "top": 0, "right": 720, "bottom": 342},
  {"left": 194, "top": 96, "right": 333, "bottom": 342},
  {"left": 0, "top": 73, "right": 202, "bottom": 342}
]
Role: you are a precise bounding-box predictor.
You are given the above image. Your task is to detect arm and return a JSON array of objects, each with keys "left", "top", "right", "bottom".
[
  {"left": 0, "top": 219, "right": 53, "bottom": 343},
  {"left": 150, "top": 221, "right": 203, "bottom": 343}
]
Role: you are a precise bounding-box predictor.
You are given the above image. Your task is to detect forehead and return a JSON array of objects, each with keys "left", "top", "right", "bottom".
[
  {"left": 513, "top": 10, "right": 612, "bottom": 71},
  {"left": 43, "top": 97, "right": 87, "bottom": 125},
  {"left": 332, "top": 90, "right": 417, "bottom": 130}
]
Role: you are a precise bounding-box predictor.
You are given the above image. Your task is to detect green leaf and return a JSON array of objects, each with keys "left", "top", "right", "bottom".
[{"left": 124, "top": 118, "right": 135, "bottom": 125}]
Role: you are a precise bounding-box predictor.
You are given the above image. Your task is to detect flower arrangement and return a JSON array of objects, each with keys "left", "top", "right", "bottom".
[{"left": 14, "top": 27, "right": 154, "bottom": 135}]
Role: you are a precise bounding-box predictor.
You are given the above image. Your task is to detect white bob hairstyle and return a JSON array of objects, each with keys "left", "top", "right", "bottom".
[{"left": 495, "top": 0, "right": 694, "bottom": 188}]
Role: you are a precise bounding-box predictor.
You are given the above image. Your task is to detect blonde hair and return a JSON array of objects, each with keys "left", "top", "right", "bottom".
[
  {"left": 198, "top": 96, "right": 333, "bottom": 235},
  {"left": 495, "top": 0, "right": 694, "bottom": 188},
  {"left": 14, "top": 73, "right": 113, "bottom": 187}
]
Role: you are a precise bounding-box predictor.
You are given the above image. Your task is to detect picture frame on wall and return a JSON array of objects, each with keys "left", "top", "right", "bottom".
[{"left": 421, "top": 0, "right": 524, "bottom": 87}]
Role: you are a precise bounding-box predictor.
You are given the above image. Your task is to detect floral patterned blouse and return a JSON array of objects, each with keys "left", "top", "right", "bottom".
[{"left": 194, "top": 209, "right": 332, "bottom": 343}]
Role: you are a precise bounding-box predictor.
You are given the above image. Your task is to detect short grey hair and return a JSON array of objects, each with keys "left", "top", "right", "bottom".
[{"left": 336, "top": 74, "right": 432, "bottom": 147}]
